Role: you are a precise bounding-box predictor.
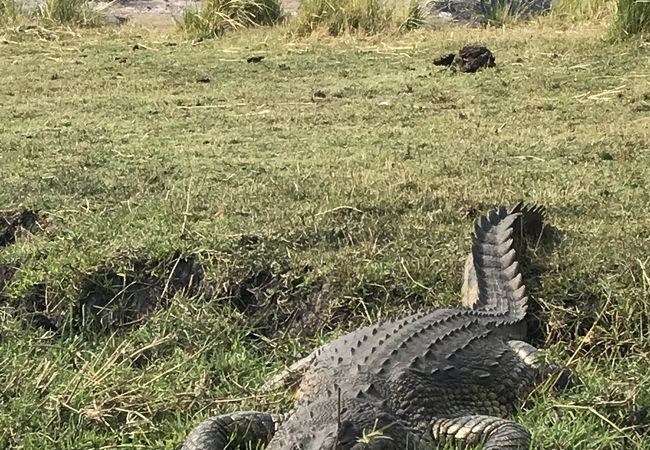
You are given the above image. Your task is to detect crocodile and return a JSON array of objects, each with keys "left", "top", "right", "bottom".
[{"left": 182, "top": 202, "right": 568, "bottom": 450}]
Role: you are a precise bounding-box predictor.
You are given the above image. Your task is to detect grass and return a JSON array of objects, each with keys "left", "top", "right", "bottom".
[
  {"left": 397, "top": 0, "right": 426, "bottom": 32},
  {"left": 0, "top": 0, "right": 101, "bottom": 28},
  {"left": 293, "top": 0, "right": 422, "bottom": 36},
  {"left": 612, "top": 0, "right": 650, "bottom": 37},
  {"left": 552, "top": 0, "right": 614, "bottom": 21},
  {"left": 0, "top": 0, "right": 20, "bottom": 24},
  {"left": 36, "top": 0, "right": 102, "bottom": 26},
  {"left": 1, "top": 18, "right": 650, "bottom": 449},
  {"left": 481, "top": 0, "right": 548, "bottom": 26},
  {"left": 179, "top": 0, "right": 286, "bottom": 39}
]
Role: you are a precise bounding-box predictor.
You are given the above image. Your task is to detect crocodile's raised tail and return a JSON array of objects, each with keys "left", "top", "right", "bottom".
[{"left": 461, "top": 202, "right": 546, "bottom": 324}]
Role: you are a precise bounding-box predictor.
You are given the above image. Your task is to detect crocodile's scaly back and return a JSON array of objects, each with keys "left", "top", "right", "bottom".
[{"left": 182, "top": 203, "right": 567, "bottom": 450}]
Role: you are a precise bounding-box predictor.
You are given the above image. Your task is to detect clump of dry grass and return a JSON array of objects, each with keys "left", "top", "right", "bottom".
[
  {"left": 0, "top": 0, "right": 21, "bottom": 25},
  {"left": 293, "top": 0, "right": 425, "bottom": 36},
  {"left": 480, "top": 0, "right": 563, "bottom": 27},
  {"left": 611, "top": 0, "right": 650, "bottom": 38},
  {"left": 36, "top": 0, "right": 102, "bottom": 26},
  {"left": 179, "top": 0, "right": 286, "bottom": 39},
  {"left": 551, "top": 0, "right": 614, "bottom": 22}
]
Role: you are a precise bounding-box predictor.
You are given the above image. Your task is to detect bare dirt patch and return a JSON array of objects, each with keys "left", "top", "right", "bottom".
[{"left": 219, "top": 259, "right": 429, "bottom": 340}]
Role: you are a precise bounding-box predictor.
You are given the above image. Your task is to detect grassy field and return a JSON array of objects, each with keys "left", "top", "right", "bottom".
[{"left": 1, "top": 17, "right": 650, "bottom": 449}]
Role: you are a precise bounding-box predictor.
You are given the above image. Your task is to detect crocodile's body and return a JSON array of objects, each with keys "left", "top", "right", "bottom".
[{"left": 182, "top": 203, "right": 564, "bottom": 450}]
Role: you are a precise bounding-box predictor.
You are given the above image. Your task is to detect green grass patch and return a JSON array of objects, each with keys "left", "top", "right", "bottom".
[
  {"left": 1, "top": 21, "right": 649, "bottom": 449},
  {"left": 0, "top": 0, "right": 20, "bottom": 25},
  {"left": 36, "top": 0, "right": 102, "bottom": 27},
  {"left": 179, "top": 0, "right": 286, "bottom": 39},
  {"left": 481, "top": 0, "right": 545, "bottom": 26},
  {"left": 612, "top": 0, "right": 650, "bottom": 37},
  {"left": 293, "top": 0, "right": 422, "bottom": 36}
]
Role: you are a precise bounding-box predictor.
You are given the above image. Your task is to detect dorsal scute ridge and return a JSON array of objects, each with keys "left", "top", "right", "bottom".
[
  {"left": 509, "top": 273, "right": 524, "bottom": 289},
  {"left": 473, "top": 220, "right": 516, "bottom": 245},
  {"left": 503, "top": 261, "right": 519, "bottom": 279},
  {"left": 468, "top": 203, "right": 542, "bottom": 323}
]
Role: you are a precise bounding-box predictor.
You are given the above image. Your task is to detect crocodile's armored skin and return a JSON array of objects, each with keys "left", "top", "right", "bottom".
[{"left": 182, "top": 203, "right": 562, "bottom": 450}]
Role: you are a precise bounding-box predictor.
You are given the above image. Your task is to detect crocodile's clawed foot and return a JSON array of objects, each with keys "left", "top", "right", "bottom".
[{"left": 432, "top": 415, "right": 531, "bottom": 450}]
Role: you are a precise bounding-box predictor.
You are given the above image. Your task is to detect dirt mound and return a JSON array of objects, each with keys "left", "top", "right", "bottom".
[
  {"left": 0, "top": 264, "right": 18, "bottom": 303},
  {"left": 219, "top": 261, "right": 427, "bottom": 340},
  {"left": 21, "top": 283, "right": 59, "bottom": 332},
  {"left": 0, "top": 210, "right": 40, "bottom": 247},
  {"left": 76, "top": 252, "right": 204, "bottom": 333},
  {"left": 221, "top": 264, "right": 332, "bottom": 338}
]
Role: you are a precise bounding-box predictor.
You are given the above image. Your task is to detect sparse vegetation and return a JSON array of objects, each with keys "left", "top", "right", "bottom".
[
  {"left": 397, "top": 0, "right": 426, "bottom": 31},
  {"left": 481, "top": 0, "right": 540, "bottom": 26},
  {"left": 36, "top": 0, "right": 102, "bottom": 26},
  {"left": 0, "top": 0, "right": 20, "bottom": 24},
  {"left": 293, "top": 0, "right": 401, "bottom": 36},
  {"left": 179, "top": 0, "right": 285, "bottom": 38},
  {"left": 612, "top": 0, "right": 650, "bottom": 37},
  {"left": 1, "top": 4, "right": 650, "bottom": 450},
  {"left": 552, "top": 0, "right": 613, "bottom": 21}
]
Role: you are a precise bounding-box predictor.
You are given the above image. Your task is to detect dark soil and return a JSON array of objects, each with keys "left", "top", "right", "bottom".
[
  {"left": 218, "top": 257, "right": 430, "bottom": 340},
  {"left": 21, "top": 283, "right": 58, "bottom": 332},
  {"left": 220, "top": 264, "right": 332, "bottom": 338},
  {"left": 0, "top": 264, "right": 18, "bottom": 303},
  {"left": 622, "top": 406, "right": 650, "bottom": 436},
  {"left": 0, "top": 210, "right": 40, "bottom": 247},
  {"left": 76, "top": 252, "right": 204, "bottom": 333}
]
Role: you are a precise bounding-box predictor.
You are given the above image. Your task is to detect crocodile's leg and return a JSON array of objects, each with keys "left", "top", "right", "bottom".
[
  {"left": 507, "top": 340, "right": 576, "bottom": 391},
  {"left": 429, "top": 340, "right": 571, "bottom": 450},
  {"left": 431, "top": 415, "right": 531, "bottom": 450},
  {"left": 181, "top": 411, "right": 282, "bottom": 450},
  {"left": 259, "top": 352, "right": 317, "bottom": 400},
  {"left": 428, "top": 341, "right": 538, "bottom": 450}
]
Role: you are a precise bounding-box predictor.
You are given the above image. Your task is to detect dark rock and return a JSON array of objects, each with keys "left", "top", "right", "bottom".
[
  {"left": 453, "top": 44, "right": 496, "bottom": 73},
  {"left": 433, "top": 45, "right": 495, "bottom": 73},
  {"left": 433, "top": 52, "right": 456, "bottom": 67}
]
